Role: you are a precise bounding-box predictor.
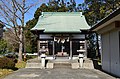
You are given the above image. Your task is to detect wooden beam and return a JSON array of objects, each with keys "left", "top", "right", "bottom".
[{"left": 115, "top": 21, "right": 120, "bottom": 28}]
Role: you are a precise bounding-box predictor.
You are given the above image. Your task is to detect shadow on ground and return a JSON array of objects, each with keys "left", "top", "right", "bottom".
[
  {"left": 92, "top": 59, "right": 101, "bottom": 70},
  {"left": 92, "top": 59, "right": 120, "bottom": 78}
]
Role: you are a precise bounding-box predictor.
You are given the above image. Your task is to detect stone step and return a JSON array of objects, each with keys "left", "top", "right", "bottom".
[
  {"left": 27, "top": 58, "right": 40, "bottom": 63},
  {"left": 71, "top": 59, "right": 79, "bottom": 69},
  {"left": 53, "top": 59, "right": 70, "bottom": 66},
  {"left": 26, "top": 63, "right": 41, "bottom": 68},
  {"left": 46, "top": 60, "right": 54, "bottom": 69},
  {"left": 55, "top": 57, "right": 69, "bottom": 59},
  {"left": 83, "top": 58, "right": 94, "bottom": 69},
  {"left": 54, "top": 63, "right": 71, "bottom": 68},
  {"left": 54, "top": 59, "right": 70, "bottom": 62}
]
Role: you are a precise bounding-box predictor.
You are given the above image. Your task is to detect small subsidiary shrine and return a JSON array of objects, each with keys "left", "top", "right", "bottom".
[
  {"left": 31, "top": 12, "right": 90, "bottom": 59},
  {"left": 91, "top": 8, "right": 120, "bottom": 77}
]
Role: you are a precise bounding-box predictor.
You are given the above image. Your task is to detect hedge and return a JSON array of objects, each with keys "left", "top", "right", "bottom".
[{"left": 0, "top": 57, "right": 15, "bottom": 69}]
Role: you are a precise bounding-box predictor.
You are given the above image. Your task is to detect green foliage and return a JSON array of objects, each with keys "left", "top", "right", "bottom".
[
  {"left": 80, "top": 0, "right": 120, "bottom": 59},
  {"left": 34, "top": 7, "right": 42, "bottom": 19},
  {"left": 78, "top": 0, "right": 120, "bottom": 26},
  {"left": 87, "top": 33, "right": 97, "bottom": 58},
  {"left": 0, "top": 57, "right": 15, "bottom": 69},
  {"left": 0, "top": 20, "right": 4, "bottom": 28},
  {"left": 26, "top": 18, "right": 38, "bottom": 29},
  {"left": 25, "top": 20, "right": 37, "bottom": 53},
  {"left": 0, "top": 39, "right": 7, "bottom": 54}
]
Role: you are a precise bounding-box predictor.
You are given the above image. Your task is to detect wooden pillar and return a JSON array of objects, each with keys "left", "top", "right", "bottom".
[
  {"left": 53, "top": 37, "right": 55, "bottom": 59},
  {"left": 70, "top": 40, "right": 72, "bottom": 59},
  {"left": 84, "top": 40, "right": 87, "bottom": 58},
  {"left": 37, "top": 34, "right": 40, "bottom": 53},
  {"left": 37, "top": 40, "right": 40, "bottom": 53},
  {"left": 84, "top": 34, "right": 87, "bottom": 58}
]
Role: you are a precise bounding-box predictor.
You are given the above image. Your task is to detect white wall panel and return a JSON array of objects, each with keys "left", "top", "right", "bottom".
[
  {"left": 72, "top": 34, "right": 85, "bottom": 39},
  {"left": 101, "top": 30, "right": 120, "bottom": 77},
  {"left": 101, "top": 33, "right": 111, "bottom": 72},
  {"left": 39, "top": 34, "right": 53, "bottom": 39},
  {"left": 110, "top": 31, "right": 120, "bottom": 76}
]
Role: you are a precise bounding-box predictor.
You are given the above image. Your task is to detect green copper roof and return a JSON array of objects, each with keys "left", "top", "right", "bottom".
[{"left": 31, "top": 12, "right": 90, "bottom": 33}]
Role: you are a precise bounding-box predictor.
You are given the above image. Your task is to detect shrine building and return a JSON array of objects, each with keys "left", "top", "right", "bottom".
[{"left": 31, "top": 12, "right": 90, "bottom": 59}]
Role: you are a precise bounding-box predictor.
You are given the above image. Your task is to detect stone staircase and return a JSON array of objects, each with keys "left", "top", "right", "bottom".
[
  {"left": 53, "top": 59, "right": 71, "bottom": 69},
  {"left": 25, "top": 57, "right": 94, "bottom": 69}
]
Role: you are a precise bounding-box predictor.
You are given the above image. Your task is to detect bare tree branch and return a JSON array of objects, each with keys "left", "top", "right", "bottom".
[{"left": 0, "top": 0, "right": 41, "bottom": 62}]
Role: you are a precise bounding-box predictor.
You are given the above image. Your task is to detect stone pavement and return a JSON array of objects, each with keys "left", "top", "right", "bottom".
[{"left": 3, "top": 68, "right": 117, "bottom": 79}]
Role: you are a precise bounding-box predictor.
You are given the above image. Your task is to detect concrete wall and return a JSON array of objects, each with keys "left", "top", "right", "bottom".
[{"left": 101, "top": 29, "right": 120, "bottom": 77}]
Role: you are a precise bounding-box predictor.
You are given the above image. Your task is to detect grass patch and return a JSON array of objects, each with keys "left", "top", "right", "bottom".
[
  {"left": 15, "top": 61, "right": 26, "bottom": 69},
  {"left": 0, "top": 69, "right": 13, "bottom": 78}
]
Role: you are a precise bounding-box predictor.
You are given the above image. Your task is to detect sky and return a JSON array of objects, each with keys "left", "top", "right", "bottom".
[{"left": 25, "top": 0, "right": 84, "bottom": 23}]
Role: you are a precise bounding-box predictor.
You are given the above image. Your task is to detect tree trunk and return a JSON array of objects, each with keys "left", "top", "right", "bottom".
[
  {"left": 18, "top": 42, "right": 23, "bottom": 62},
  {"left": 18, "top": 0, "right": 25, "bottom": 62},
  {"left": 18, "top": 28, "right": 23, "bottom": 62}
]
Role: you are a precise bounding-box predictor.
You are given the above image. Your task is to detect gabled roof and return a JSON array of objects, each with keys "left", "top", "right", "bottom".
[
  {"left": 91, "top": 7, "right": 120, "bottom": 31},
  {"left": 31, "top": 12, "right": 90, "bottom": 33}
]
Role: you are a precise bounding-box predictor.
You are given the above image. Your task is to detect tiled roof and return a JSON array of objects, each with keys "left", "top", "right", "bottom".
[{"left": 31, "top": 12, "right": 90, "bottom": 33}]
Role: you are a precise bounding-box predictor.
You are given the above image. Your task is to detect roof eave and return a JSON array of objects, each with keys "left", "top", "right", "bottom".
[
  {"left": 90, "top": 7, "right": 120, "bottom": 31},
  {"left": 31, "top": 29, "right": 45, "bottom": 34}
]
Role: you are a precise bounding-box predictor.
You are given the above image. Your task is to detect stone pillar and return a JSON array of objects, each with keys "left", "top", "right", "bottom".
[
  {"left": 40, "top": 53, "right": 46, "bottom": 69},
  {"left": 79, "top": 58, "right": 84, "bottom": 68}
]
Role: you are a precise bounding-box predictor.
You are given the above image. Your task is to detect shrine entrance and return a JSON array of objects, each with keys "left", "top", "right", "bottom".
[
  {"left": 55, "top": 40, "right": 70, "bottom": 58},
  {"left": 38, "top": 34, "right": 87, "bottom": 59}
]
